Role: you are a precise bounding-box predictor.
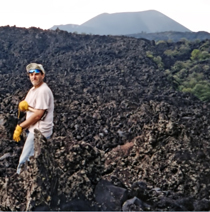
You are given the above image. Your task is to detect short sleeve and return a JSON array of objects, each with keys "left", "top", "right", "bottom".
[{"left": 35, "top": 88, "right": 51, "bottom": 110}]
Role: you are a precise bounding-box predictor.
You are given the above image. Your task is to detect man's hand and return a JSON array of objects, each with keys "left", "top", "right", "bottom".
[
  {"left": 19, "top": 100, "right": 29, "bottom": 111},
  {"left": 13, "top": 125, "right": 22, "bottom": 142}
]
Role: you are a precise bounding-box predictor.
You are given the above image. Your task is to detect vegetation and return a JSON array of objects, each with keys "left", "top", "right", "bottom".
[
  {"left": 146, "top": 51, "right": 164, "bottom": 70},
  {"left": 190, "top": 49, "right": 210, "bottom": 61},
  {"left": 149, "top": 40, "right": 210, "bottom": 102}
]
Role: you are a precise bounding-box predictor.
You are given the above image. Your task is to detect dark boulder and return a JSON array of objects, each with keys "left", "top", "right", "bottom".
[
  {"left": 60, "top": 198, "right": 98, "bottom": 211},
  {"left": 94, "top": 179, "right": 128, "bottom": 211},
  {"left": 122, "top": 196, "right": 151, "bottom": 211}
]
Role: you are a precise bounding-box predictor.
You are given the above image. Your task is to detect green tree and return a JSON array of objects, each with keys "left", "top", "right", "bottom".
[
  {"left": 191, "top": 49, "right": 201, "bottom": 61},
  {"left": 179, "top": 44, "right": 191, "bottom": 55},
  {"left": 171, "top": 61, "right": 187, "bottom": 73},
  {"left": 182, "top": 87, "right": 192, "bottom": 93},
  {"left": 192, "top": 83, "right": 210, "bottom": 101},
  {"left": 146, "top": 51, "right": 153, "bottom": 58},
  {"left": 164, "top": 49, "right": 179, "bottom": 57},
  {"left": 200, "top": 51, "right": 210, "bottom": 60},
  {"left": 177, "top": 68, "right": 188, "bottom": 78},
  {"left": 156, "top": 40, "right": 166, "bottom": 45},
  {"left": 200, "top": 41, "right": 210, "bottom": 51},
  {"left": 153, "top": 56, "right": 164, "bottom": 70},
  {"left": 203, "top": 65, "right": 210, "bottom": 71},
  {"left": 201, "top": 91, "right": 210, "bottom": 101},
  {"left": 183, "top": 77, "right": 197, "bottom": 89},
  {"left": 189, "top": 64, "right": 201, "bottom": 72}
]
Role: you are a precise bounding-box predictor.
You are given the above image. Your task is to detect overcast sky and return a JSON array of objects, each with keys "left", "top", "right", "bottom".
[{"left": 1, "top": 0, "right": 210, "bottom": 32}]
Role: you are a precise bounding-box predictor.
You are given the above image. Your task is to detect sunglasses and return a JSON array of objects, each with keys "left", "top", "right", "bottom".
[{"left": 28, "top": 69, "right": 42, "bottom": 74}]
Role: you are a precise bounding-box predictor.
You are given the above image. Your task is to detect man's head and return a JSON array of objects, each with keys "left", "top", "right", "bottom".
[
  {"left": 26, "top": 63, "right": 45, "bottom": 74},
  {"left": 26, "top": 63, "right": 45, "bottom": 88}
]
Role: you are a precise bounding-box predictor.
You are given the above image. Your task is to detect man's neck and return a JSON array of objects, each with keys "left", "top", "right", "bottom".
[{"left": 34, "top": 82, "right": 44, "bottom": 89}]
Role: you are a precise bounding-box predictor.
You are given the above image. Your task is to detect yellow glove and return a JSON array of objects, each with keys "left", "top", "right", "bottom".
[
  {"left": 19, "top": 100, "right": 29, "bottom": 111},
  {"left": 13, "top": 125, "right": 22, "bottom": 142}
]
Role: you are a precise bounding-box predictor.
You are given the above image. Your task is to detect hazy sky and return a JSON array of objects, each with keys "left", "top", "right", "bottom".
[{"left": 1, "top": 0, "right": 210, "bottom": 32}]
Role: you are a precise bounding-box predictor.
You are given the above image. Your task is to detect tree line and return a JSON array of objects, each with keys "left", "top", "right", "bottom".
[{"left": 147, "top": 39, "right": 210, "bottom": 101}]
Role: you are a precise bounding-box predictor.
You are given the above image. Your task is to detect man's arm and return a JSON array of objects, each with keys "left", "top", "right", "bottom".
[{"left": 19, "top": 107, "right": 45, "bottom": 129}]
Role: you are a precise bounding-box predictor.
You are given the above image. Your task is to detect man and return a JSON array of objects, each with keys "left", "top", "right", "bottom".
[{"left": 13, "top": 63, "right": 54, "bottom": 174}]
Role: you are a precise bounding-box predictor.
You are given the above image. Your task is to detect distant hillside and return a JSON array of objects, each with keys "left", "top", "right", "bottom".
[
  {"left": 128, "top": 31, "right": 210, "bottom": 42},
  {"left": 50, "top": 10, "right": 191, "bottom": 35}
]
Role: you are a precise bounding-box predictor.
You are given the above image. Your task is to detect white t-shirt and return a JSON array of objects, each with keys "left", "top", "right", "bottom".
[{"left": 25, "top": 82, "right": 54, "bottom": 137}]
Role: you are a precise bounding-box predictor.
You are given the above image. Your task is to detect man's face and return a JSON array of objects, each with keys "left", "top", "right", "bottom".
[{"left": 29, "top": 72, "right": 45, "bottom": 87}]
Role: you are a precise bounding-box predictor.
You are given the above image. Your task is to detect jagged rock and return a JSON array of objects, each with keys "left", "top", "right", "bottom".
[
  {"left": 94, "top": 179, "right": 128, "bottom": 211},
  {"left": 0, "top": 114, "right": 17, "bottom": 140},
  {"left": 0, "top": 152, "right": 12, "bottom": 160},
  {"left": 129, "top": 181, "right": 148, "bottom": 201},
  {"left": 122, "top": 196, "right": 151, "bottom": 211},
  {"left": 193, "top": 198, "right": 210, "bottom": 211},
  {"left": 0, "top": 129, "right": 56, "bottom": 211},
  {"left": 60, "top": 198, "right": 99, "bottom": 211},
  {"left": 54, "top": 138, "right": 104, "bottom": 203},
  {"left": 0, "top": 129, "right": 104, "bottom": 211},
  {"left": 0, "top": 26, "right": 210, "bottom": 210},
  {"left": 154, "top": 196, "right": 195, "bottom": 211}
]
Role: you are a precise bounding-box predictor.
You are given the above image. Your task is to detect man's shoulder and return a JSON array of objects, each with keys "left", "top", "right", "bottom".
[
  {"left": 40, "top": 83, "right": 52, "bottom": 92},
  {"left": 39, "top": 83, "right": 54, "bottom": 99}
]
